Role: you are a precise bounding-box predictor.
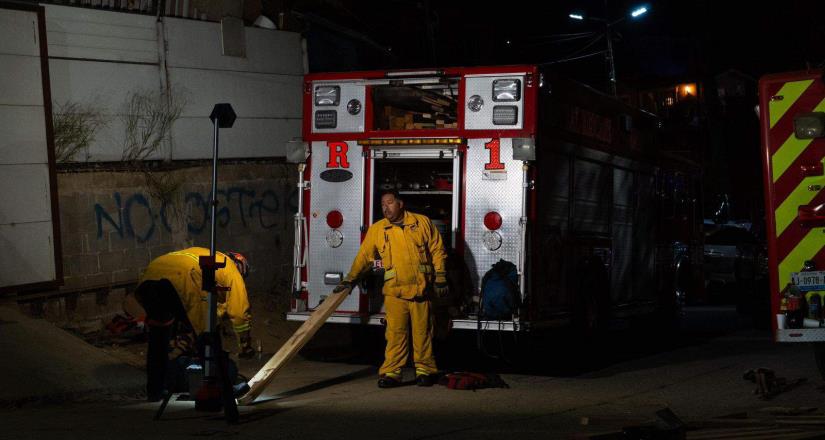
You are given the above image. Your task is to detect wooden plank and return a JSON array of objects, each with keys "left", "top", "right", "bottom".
[{"left": 238, "top": 288, "right": 352, "bottom": 405}]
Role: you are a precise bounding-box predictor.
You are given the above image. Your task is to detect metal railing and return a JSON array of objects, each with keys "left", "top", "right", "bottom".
[
  {"left": 37, "top": 0, "right": 158, "bottom": 15},
  {"left": 37, "top": 0, "right": 221, "bottom": 21}
]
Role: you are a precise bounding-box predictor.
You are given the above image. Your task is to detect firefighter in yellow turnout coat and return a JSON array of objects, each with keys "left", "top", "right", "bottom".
[
  {"left": 136, "top": 247, "right": 253, "bottom": 400},
  {"left": 336, "top": 190, "right": 448, "bottom": 388}
]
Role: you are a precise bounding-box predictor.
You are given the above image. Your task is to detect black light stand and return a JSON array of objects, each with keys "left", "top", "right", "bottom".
[
  {"left": 153, "top": 104, "right": 239, "bottom": 423},
  {"left": 195, "top": 103, "right": 238, "bottom": 423}
]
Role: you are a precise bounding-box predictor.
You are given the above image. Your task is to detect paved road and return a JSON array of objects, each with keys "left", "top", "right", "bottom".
[{"left": 4, "top": 307, "right": 825, "bottom": 439}]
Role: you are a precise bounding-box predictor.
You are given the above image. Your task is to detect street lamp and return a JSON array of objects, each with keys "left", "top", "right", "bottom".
[
  {"left": 569, "top": 4, "right": 649, "bottom": 96},
  {"left": 630, "top": 6, "right": 648, "bottom": 18}
]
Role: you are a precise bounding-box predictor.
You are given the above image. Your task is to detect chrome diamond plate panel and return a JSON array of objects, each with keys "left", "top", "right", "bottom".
[
  {"left": 464, "top": 138, "right": 524, "bottom": 290},
  {"left": 464, "top": 75, "right": 524, "bottom": 130},
  {"left": 777, "top": 328, "right": 825, "bottom": 342},
  {"left": 311, "top": 82, "right": 365, "bottom": 134},
  {"left": 308, "top": 141, "right": 363, "bottom": 312}
]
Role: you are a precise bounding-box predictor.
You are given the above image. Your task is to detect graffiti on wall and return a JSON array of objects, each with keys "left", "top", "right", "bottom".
[{"left": 94, "top": 187, "right": 286, "bottom": 242}]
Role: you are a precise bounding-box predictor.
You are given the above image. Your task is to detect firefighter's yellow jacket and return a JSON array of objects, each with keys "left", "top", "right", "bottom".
[
  {"left": 345, "top": 211, "right": 446, "bottom": 299},
  {"left": 140, "top": 247, "right": 251, "bottom": 334}
]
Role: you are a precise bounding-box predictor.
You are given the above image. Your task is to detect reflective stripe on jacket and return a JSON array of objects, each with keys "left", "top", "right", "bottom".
[
  {"left": 345, "top": 211, "right": 446, "bottom": 299},
  {"left": 139, "top": 247, "right": 252, "bottom": 334}
]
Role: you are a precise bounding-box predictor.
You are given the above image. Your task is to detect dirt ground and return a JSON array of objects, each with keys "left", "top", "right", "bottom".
[{"left": 5, "top": 306, "right": 825, "bottom": 440}]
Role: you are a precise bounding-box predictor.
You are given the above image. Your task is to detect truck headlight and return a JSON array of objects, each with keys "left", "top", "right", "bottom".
[
  {"left": 315, "top": 86, "right": 340, "bottom": 106},
  {"left": 493, "top": 79, "right": 521, "bottom": 102}
]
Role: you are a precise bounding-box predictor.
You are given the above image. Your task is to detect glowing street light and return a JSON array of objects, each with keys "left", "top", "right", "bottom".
[
  {"left": 630, "top": 6, "right": 648, "bottom": 18},
  {"left": 568, "top": 4, "right": 651, "bottom": 95}
]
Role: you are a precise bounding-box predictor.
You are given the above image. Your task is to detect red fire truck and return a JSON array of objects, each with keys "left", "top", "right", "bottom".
[
  {"left": 758, "top": 69, "right": 825, "bottom": 376},
  {"left": 286, "top": 65, "right": 702, "bottom": 334}
]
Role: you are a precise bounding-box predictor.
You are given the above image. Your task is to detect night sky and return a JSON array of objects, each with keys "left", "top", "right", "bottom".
[
  {"left": 298, "top": 0, "right": 825, "bottom": 85},
  {"left": 288, "top": 0, "right": 825, "bottom": 222}
]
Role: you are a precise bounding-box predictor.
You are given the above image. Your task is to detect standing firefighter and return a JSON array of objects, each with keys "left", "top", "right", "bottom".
[
  {"left": 336, "top": 190, "right": 448, "bottom": 387},
  {"left": 135, "top": 247, "right": 253, "bottom": 401}
]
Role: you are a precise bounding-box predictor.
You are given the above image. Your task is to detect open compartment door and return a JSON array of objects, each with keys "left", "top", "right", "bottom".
[{"left": 0, "top": 3, "right": 62, "bottom": 293}]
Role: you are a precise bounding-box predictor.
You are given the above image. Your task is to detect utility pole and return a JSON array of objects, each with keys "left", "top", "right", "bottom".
[
  {"left": 569, "top": 3, "right": 649, "bottom": 97},
  {"left": 603, "top": 0, "right": 617, "bottom": 95},
  {"left": 604, "top": 23, "right": 617, "bottom": 96}
]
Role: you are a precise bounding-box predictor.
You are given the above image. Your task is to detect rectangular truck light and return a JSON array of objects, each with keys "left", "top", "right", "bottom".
[
  {"left": 794, "top": 112, "right": 825, "bottom": 139},
  {"left": 493, "top": 79, "right": 521, "bottom": 101},
  {"left": 315, "top": 85, "right": 340, "bottom": 106},
  {"left": 324, "top": 272, "right": 343, "bottom": 285},
  {"left": 492, "top": 105, "right": 518, "bottom": 125},
  {"left": 315, "top": 110, "right": 337, "bottom": 129}
]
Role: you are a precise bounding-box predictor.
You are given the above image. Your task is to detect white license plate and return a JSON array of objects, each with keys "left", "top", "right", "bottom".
[{"left": 791, "top": 271, "right": 825, "bottom": 291}]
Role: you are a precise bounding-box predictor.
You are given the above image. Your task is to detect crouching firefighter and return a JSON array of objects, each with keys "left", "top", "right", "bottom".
[
  {"left": 135, "top": 247, "right": 253, "bottom": 401},
  {"left": 335, "top": 189, "right": 448, "bottom": 388}
]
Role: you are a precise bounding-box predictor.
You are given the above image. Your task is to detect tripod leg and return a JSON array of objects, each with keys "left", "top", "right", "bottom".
[
  {"left": 211, "top": 335, "right": 239, "bottom": 424},
  {"left": 154, "top": 390, "right": 174, "bottom": 420},
  {"left": 218, "top": 351, "right": 239, "bottom": 424}
]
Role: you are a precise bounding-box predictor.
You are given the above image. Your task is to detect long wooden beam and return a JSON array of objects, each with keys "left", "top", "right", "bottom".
[{"left": 237, "top": 288, "right": 352, "bottom": 405}]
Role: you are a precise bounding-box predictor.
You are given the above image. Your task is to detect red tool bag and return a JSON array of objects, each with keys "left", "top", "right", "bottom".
[{"left": 438, "top": 372, "right": 509, "bottom": 390}]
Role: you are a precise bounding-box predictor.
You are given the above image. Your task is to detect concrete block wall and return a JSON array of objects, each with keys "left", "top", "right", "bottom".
[
  {"left": 57, "top": 162, "right": 296, "bottom": 307},
  {"left": 24, "top": 287, "right": 128, "bottom": 334}
]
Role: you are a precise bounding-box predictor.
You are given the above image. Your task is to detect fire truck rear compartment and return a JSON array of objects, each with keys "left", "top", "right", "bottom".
[{"left": 371, "top": 79, "right": 459, "bottom": 131}]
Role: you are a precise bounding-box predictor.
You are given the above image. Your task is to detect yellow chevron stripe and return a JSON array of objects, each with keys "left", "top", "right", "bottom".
[
  {"left": 772, "top": 135, "right": 813, "bottom": 182},
  {"left": 778, "top": 227, "right": 825, "bottom": 291},
  {"left": 770, "top": 80, "right": 813, "bottom": 128},
  {"left": 771, "top": 97, "right": 825, "bottom": 182},
  {"left": 774, "top": 170, "right": 825, "bottom": 237}
]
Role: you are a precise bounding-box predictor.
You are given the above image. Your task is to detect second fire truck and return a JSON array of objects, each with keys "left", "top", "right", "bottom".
[{"left": 759, "top": 68, "right": 825, "bottom": 378}]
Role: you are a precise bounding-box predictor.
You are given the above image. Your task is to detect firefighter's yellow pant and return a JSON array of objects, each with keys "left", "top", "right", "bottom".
[{"left": 379, "top": 295, "right": 437, "bottom": 377}]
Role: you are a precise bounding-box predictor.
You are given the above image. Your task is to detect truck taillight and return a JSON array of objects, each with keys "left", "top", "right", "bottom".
[
  {"left": 315, "top": 110, "right": 337, "bottom": 129},
  {"left": 484, "top": 211, "right": 502, "bottom": 230},
  {"left": 492, "top": 105, "right": 518, "bottom": 125},
  {"left": 327, "top": 210, "right": 344, "bottom": 228},
  {"left": 482, "top": 212, "right": 503, "bottom": 251}
]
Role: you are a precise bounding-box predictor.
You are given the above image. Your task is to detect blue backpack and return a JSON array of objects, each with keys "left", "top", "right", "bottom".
[{"left": 479, "top": 260, "right": 520, "bottom": 320}]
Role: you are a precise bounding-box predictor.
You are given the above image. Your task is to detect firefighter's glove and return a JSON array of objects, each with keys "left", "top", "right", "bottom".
[
  {"left": 333, "top": 280, "right": 353, "bottom": 294},
  {"left": 434, "top": 273, "right": 449, "bottom": 298},
  {"left": 238, "top": 330, "right": 255, "bottom": 359}
]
